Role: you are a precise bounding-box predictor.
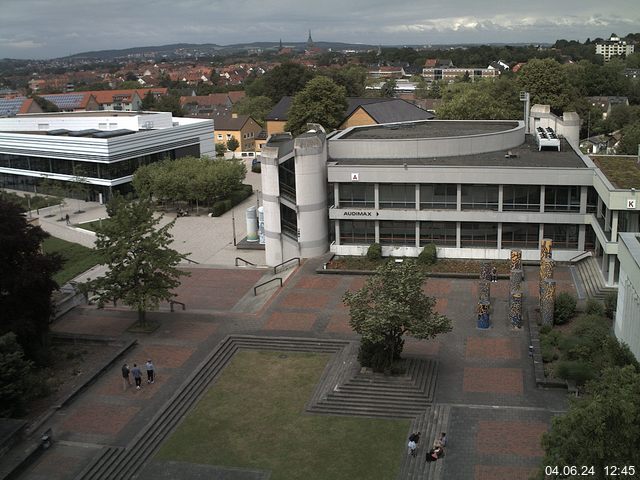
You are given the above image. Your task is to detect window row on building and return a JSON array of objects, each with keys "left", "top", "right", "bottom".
[
  {"left": 335, "top": 183, "right": 599, "bottom": 213},
  {"left": 337, "top": 220, "right": 596, "bottom": 250}
]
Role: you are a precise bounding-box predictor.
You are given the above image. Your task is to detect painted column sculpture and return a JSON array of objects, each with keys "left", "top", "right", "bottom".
[
  {"left": 541, "top": 279, "right": 556, "bottom": 326},
  {"left": 540, "top": 238, "right": 553, "bottom": 260},
  {"left": 510, "top": 269, "right": 523, "bottom": 298},
  {"left": 477, "top": 300, "right": 490, "bottom": 329},
  {"left": 480, "top": 262, "right": 492, "bottom": 282},
  {"left": 510, "top": 291, "right": 523, "bottom": 328},
  {"left": 510, "top": 249, "right": 522, "bottom": 271},
  {"left": 539, "top": 257, "right": 555, "bottom": 297}
]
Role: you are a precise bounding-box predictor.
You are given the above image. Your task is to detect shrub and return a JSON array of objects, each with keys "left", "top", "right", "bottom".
[
  {"left": 585, "top": 299, "right": 605, "bottom": 317},
  {"left": 540, "top": 336, "right": 558, "bottom": 362},
  {"left": 210, "top": 201, "right": 227, "bottom": 217},
  {"left": 539, "top": 324, "right": 552, "bottom": 335},
  {"left": 223, "top": 199, "right": 233, "bottom": 211},
  {"left": 604, "top": 291, "right": 618, "bottom": 319},
  {"left": 554, "top": 292, "right": 577, "bottom": 325},
  {"left": 608, "top": 339, "right": 640, "bottom": 371},
  {"left": 229, "top": 185, "right": 253, "bottom": 206},
  {"left": 418, "top": 243, "right": 437, "bottom": 266},
  {"left": 555, "top": 360, "right": 594, "bottom": 385},
  {"left": 366, "top": 243, "right": 382, "bottom": 261}
]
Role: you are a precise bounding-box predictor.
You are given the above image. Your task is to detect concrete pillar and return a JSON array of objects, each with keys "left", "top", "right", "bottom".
[
  {"left": 333, "top": 183, "right": 340, "bottom": 208},
  {"left": 497, "top": 223, "right": 503, "bottom": 250},
  {"left": 605, "top": 207, "right": 611, "bottom": 233},
  {"left": 611, "top": 211, "right": 619, "bottom": 242},
  {"left": 456, "top": 221, "right": 461, "bottom": 248},
  {"left": 456, "top": 183, "right": 462, "bottom": 211},
  {"left": 375, "top": 220, "right": 380, "bottom": 243},
  {"left": 498, "top": 185, "right": 504, "bottom": 213},
  {"left": 374, "top": 183, "right": 380, "bottom": 210},
  {"left": 335, "top": 221, "right": 341, "bottom": 246},
  {"left": 541, "top": 279, "right": 556, "bottom": 326},
  {"left": 510, "top": 249, "right": 522, "bottom": 271},
  {"left": 538, "top": 224, "right": 544, "bottom": 247},
  {"left": 539, "top": 257, "right": 555, "bottom": 300},
  {"left": 260, "top": 144, "right": 284, "bottom": 267},
  {"left": 293, "top": 127, "right": 329, "bottom": 259},
  {"left": 578, "top": 225, "right": 586, "bottom": 251},
  {"left": 579, "top": 186, "right": 588, "bottom": 214},
  {"left": 415, "top": 184, "right": 420, "bottom": 211},
  {"left": 510, "top": 291, "right": 523, "bottom": 329},
  {"left": 539, "top": 186, "right": 545, "bottom": 213},
  {"left": 415, "top": 221, "right": 420, "bottom": 248},
  {"left": 480, "top": 262, "right": 492, "bottom": 281}
]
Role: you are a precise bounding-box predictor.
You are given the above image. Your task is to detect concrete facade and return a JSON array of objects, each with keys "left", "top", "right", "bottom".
[{"left": 615, "top": 233, "right": 640, "bottom": 361}]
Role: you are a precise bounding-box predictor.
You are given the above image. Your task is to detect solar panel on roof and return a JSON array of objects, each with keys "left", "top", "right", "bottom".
[
  {"left": 42, "top": 94, "right": 85, "bottom": 109},
  {"left": 0, "top": 97, "right": 27, "bottom": 116}
]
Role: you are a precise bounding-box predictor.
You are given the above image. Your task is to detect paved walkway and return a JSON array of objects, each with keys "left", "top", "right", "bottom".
[{"left": 12, "top": 258, "right": 574, "bottom": 480}]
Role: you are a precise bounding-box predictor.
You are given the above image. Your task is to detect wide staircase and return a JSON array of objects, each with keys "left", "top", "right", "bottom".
[
  {"left": 572, "top": 255, "right": 617, "bottom": 300},
  {"left": 307, "top": 357, "right": 438, "bottom": 418},
  {"left": 74, "top": 336, "right": 348, "bottom": 480},
  {"left": 397, "top": 405, "right": 451, "bottom": 480}
]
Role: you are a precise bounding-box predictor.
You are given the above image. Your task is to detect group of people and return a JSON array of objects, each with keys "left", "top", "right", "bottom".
[
  {"left": 121, "top": 360, "right": 155, "bottom": 391},
  {"left": 407, "top": 431, "right": 447, "bottom": 463}
]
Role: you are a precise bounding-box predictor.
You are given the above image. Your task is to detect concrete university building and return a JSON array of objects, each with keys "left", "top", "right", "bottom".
[{"left": 0, "top": 111, "right": 214, "bottom": 201}]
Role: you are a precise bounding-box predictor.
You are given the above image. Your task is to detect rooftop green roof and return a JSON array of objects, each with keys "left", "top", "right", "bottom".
[{"left": 591, "top": 155, "right": 640, "bottom": 189}]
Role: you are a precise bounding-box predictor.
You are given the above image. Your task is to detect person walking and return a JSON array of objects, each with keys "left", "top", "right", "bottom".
[
  {"left": 121, "top": 363, "right": 131, "bottom": 391},
  {"left": 65, "top": 213, "right": 70, "bottom": 225},
  {"left": 408, "top": 439, "right": 417, "bottom": 457},
  {"left": 491, "top": 266, "right": 498, "bottom": 283},
  {"left": 132, "top": 363, "right": 142, "bottom": 389},
  {"left": 145, "top": 359, "right": 155, "bottom": 384}
]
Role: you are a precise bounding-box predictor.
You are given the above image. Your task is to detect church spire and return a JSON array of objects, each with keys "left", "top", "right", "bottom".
[{"left": 307, "top": 29, "right": 314, "bottom": 48}]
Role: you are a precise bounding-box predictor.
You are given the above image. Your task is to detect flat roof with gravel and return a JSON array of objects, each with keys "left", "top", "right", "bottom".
[{"left": 339, "top": 120, "right": 519, "bottom": 140}]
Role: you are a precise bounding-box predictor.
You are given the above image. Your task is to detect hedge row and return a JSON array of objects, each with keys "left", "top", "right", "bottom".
[{"left": 210, "top": 184, "right": 253, "bottom": 217}]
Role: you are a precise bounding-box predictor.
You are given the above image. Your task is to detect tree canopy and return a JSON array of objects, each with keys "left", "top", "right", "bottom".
[
  {"left": 343, "top": 260, "right": 452, "bottom": 371},
  {"left": 0, "top": 199, "right": 61, "bottom": 363},
  {"left": 517, "top": 58, "right": 575, "bottom": 114},
  {"left": 132, "top": 156, "right": 246, "bottom": 205},
  {"left": 90, "top": 200, "right": 188, "bottom": 325},
  {"left": 245, "top": 62, "right": 314, "bottom": 103},
  {"left": 539, "top": 365, "right": 640, "bottom": 478},
  {"left": 285, "top": 76, "right": 348, "bottom": 135},
  {"left": 232, "top": 95, "right": 273, "bottom": 126},
  {"left": 439, "top": 78, "right": 521, "bottom": 120}
]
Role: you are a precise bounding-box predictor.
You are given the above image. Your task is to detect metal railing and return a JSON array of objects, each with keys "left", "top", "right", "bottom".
[
  {"left": 235, "top": 257, "right": 257, "bottom": 267},
  {"left": 273, "top": 257, "right": 300, "bottom": 274},
  {"left": 254, "top": 277, "right": 282, "bottom": 296},
  {"left": 182, "top": 256, "right": 199, "bottom": 264},
  {"left": 169, "top": 300, "right": 186, "bottom": 312},
  {"left": 569, "top": 251, "right": 592, "bottom": 263}
]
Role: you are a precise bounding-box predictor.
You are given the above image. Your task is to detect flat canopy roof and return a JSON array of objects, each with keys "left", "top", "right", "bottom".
[
  {"left": 339, "top": 120, "right": 520, "bottom": 140},
  {"left": 330, "top": 136, "right": 587, "bottom": 169}
]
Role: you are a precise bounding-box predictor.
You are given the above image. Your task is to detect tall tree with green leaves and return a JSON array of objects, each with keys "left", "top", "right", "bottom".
[
  {"left": 0, "top": 332, "right": 35, "bottom": 417},
  {"left": 226, "top": 136, "right": 240, "bottom": 154},
  {"left": 343, "top": 260, "right": 452, "bottom": 371},
  {"left": 285, "top": 76, "right": 348, "bottom": 135},
  {"left": 537, "top": 365, "right": 640, "bottom": 478},
  {"left": 517, "top": 58, "right": 575, "bottom": 114},
  {"left": 90, "top": 200, "right": 188, "bottom": 326},
  {"left": 380, "top": 79, "right": 397, "bottom": 98},
  {"left": 233, "top": 95, "right": 273, "bottom": 126},
  {"left": 245, "top": 62, "right": 314, "bottom": 103},
  {"left": 0, "top": 199, "right": 61, "bottom": 363}
]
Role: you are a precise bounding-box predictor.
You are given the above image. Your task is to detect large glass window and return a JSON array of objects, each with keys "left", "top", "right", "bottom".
[
  {"left": 502, "top": 185, "right": 540, "bottom": 211},
  {"left": 379, "top": 221, "right": 416, "bottom": 246},
  {"left": 278, "top": 157, "right": 296, "bottom": 202},
  {"left": 420, "top": 184, "right": 457, "bottom": 210},
  {"left": 460, "top": 222, "right": 498, "bottom": 247},
  {"left": 339, "top": 183, "right": 374, "bottom": 208},
  {"left": 379, "top": 184, "right": 415, "bottom": 209},
  {"left": 544, "top": 186, "right": 580, "bottom": 212},
  {"left": 587, "top": 186, "right": 598, "bottom": 214},
  {"left": 543, "top": 224, "right": 579, "bottom": 249},
  {"left": 280, "top": 204, "right": 297, "bottom": 239},
  {"left": 501, "top": 223, "right": 539, "bottom": 248},
  {"left": 340, "top": 220, "right": 375, "bottom": 244},
  {"left": 461, "top": 185, "right": 498, "bottom": 211},
  {"left": 51, "top": 158, "right": 74, "bottom": 175},
  {"left": 420, "top": 222, "right": 456, "bottom": 246}
]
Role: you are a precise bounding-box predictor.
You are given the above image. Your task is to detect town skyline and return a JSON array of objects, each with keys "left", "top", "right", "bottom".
[{"left": 1, "top": 0, "right": 639, "bottom": 59}]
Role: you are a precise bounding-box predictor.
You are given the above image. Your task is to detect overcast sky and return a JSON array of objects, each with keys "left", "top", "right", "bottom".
[{"left": 1, "top": 0, "right": 639, "bottom": 59}]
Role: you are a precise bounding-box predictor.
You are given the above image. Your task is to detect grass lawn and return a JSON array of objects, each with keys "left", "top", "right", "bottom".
[
  {"left": 75, "top": 218, "right": 112, "bottom": 232},
  {"left": 42, "top": 236, "right": 101, "bottom": 285},
  {"left": 157, "top": 350, "right": 409, "bottom": 480},
  {"left": 591, "top": 156, "right": 640, "bottom": 189}
]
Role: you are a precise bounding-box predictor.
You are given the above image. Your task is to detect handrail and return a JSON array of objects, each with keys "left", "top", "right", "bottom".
[
  {"left": 273, "top": 257, "right": 301, "bottom": 274},
  {"left": 169, "top": 300, "right": 186, "bottom": 312},
  {"left": 235, "top": 257, "right": 257, "bottom": 267},
  {"left": 182, "top": 256, "right": 199, "bottom": 264},
  {"left": 254, "top": 277, "right": 282, "bottom": 296},
  {"left": 569, "top": 251, "right": 592, "bottom": 263}
]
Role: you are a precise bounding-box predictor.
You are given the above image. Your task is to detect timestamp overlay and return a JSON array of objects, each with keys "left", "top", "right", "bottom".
[{"left": 544, "top": 465, "right": 637, "bottom": 477}]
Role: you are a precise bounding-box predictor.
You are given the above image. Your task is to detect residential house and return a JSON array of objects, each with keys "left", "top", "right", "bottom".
[
  {"left": 368, "top": 65, "right": 406, "bottom": 78},
  {"left": 0, "top": 97, "right": 43, "bottom": 116},
  {"left": 180, "top": 92, "right": 246, "bottom": 117},
  {"left": 587, "top": 96, "right": 629, "bottom": 119},
  {"left": 37, "top": 92, "right": 100, "bottom": 112},
  {"left": 214, "top": 113, "right": 262, "bottom": 153}
]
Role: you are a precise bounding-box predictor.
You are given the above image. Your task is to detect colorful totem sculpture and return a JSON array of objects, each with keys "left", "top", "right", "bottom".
[
  {"left": 510, "top": 249, "right": 522, "bottom": 271},
  {"left": 541, "top": 279, "right": 556, "bottom": 326},
  {"left": 510, "top": 291, "right": 523, "bottom": 328},
  {"left": 477, "top": 300, "right": 490, "bottom": 329}
]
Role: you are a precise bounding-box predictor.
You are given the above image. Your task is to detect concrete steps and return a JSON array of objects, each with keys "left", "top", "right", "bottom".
[
  {"left": 307, "top": 357, "right": 438, "bottom": 419},
  {"left": 573, "top": 256, "right": 617, "bottom": 300},
  {"left": 397, "top": 404, "right": 451, "bottom": 480},
  {"left": 74, "top": 336, "right": 348, "bottom": 480}
]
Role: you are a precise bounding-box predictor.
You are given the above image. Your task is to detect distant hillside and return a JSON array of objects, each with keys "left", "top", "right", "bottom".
[{"left": 63, "top": 41, "right": 378, "bottom": 60}]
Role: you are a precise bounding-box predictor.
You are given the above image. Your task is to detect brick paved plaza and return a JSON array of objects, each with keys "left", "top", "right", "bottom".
[{"left": 16, "top": 260, "right": 571, "bottom": 480}]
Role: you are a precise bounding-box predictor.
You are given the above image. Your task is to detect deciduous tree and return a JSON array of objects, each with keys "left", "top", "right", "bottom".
[
  {"left": 0, "top": 200, "right": 61, "bottom": 362},
  {"left": 90, "top": 200, "right": 188, "bottom": 326},
  {"left": 285, "top": 76, "right": 347, "bottom": 135},
  {"left": 343, "top": 260, "right": 452, "bottom": 371},
  {"left": 233, "top": 95, "right": 273, "bottom": 126},
  {"left": 245, "top": 62, "right": 314, "bottom": 103},
  {"left": 517, "top": 58, "right": 575, "bottom": 114}
]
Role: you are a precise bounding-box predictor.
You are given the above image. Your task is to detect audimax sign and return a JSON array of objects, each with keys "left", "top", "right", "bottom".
[{"left": 342, "top": 211, "right": 379, "bottom": 217}]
